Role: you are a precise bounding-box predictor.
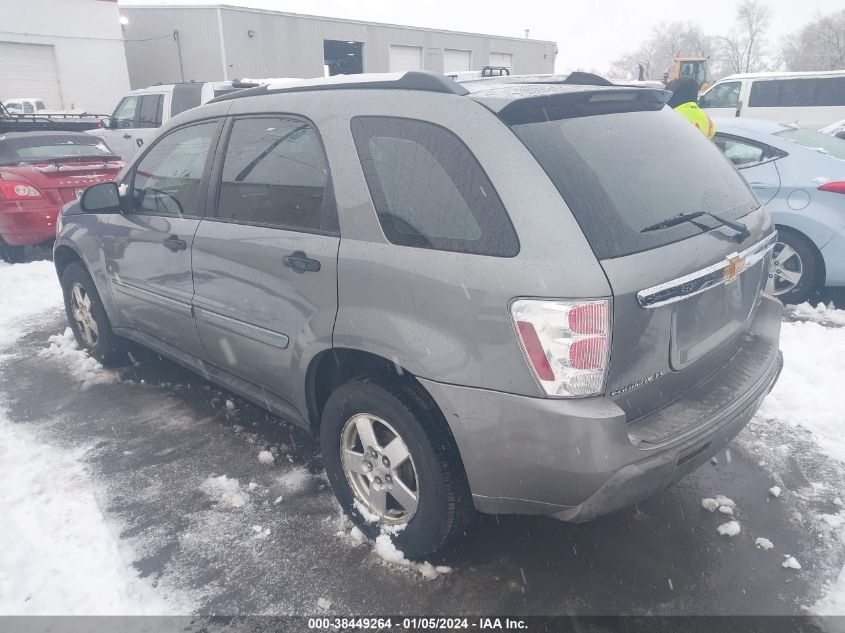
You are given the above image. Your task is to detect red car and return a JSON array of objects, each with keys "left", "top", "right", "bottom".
[{"left": 0, "top": 132, "right": 123, "bottom": 262}]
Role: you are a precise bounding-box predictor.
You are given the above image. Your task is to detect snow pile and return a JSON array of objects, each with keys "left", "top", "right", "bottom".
[
  {"left": 769, "top": 486, "right": 782, "bottom": 498},
  {"left": 0, "top": 260, "right": 63, "bottom": 350},
  {"left": 782, "top": 556, "right": 802, "bottom": 570},
  {"left": 200, "top": 475, "right": 246, "bottom": 508},
  {"left": 755, "top": 538, "right": 774, "bottom": 550},
  {"left": 0, "top": 407, "right": 183, "bottom": 615},
  {"left": 372, "top": 533, "right": 452, "bottom": 581},
  {"left": 257, "top": 450, "right": 275, "bottom": 465},
  {"left": 784, "top": 302, "right": 845, "bottom": 327},
  {"left": 758, "top": 314, "right": 845, "bottom": 463},
  {"left": 717, "top": 521, "right": 741, "bottom": 537},
  {"left": 702, "top": 495, "right": 736, "bottom": 513},
  {"left": 275, "top": 466, "right": 311, "bottom": 493},
  {"left": 40, "top": 328, "right": 119, "bottom": 390}
]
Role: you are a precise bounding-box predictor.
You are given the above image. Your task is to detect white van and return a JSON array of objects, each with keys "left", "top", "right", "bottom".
[
  {"left": 699, "top": 71, "right": 845, "bottom": 130},
  {"left": 87, "top": 80, "right": 262, "bottom": 161}
]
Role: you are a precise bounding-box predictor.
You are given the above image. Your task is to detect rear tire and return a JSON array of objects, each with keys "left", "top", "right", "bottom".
[
  {"left": 60, "top": 262, "right": 126, "bottom": 366},
  {"left": 0, "top": 238, "right": 25, "bottom": 264},
  {"left": 768, "top": 229, "right": 819, "bottom": 304},
  {"left": 320, "top": 375, "right": 473, "bottom": 558}
]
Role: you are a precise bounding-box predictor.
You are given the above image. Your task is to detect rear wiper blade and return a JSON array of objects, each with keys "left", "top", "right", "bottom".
[{"left": 641, "top": 211, "right": 750, "bottom": 241}]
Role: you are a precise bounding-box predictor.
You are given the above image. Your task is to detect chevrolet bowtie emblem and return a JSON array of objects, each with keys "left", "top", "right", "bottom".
[{"left": 722, "top": 253, "right": 745, "bottom": 283}]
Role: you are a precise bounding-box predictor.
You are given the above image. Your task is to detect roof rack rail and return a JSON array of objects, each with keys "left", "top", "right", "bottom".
[{"left": 211, "top": 71, "right": 469, "bottom": 103}]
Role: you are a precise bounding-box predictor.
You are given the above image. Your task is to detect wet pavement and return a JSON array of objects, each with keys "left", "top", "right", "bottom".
[{"left": 3, "top": 310, "right": 843, "bottom": 616}]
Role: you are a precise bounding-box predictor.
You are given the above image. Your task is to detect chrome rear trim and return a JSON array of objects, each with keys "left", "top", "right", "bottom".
[{"left": 637, "top": 232, "right": 777, "bottom": 309}]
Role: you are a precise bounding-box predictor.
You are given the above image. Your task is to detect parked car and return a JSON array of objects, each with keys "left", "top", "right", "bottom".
[
  {"left": 821, "top": 118, "right": 845, "bottom": 140},
  {"left": 3, "top": 98, "right": 48, "bottom": 114},
  {"left": 55, "top": 71, "right": 783, "bottom": 557},
  {"left": 700, "top": 71, "right": 845, "bottom": 130},
  {"left": 87, "top": 80, "right": 263, "bottom": 161},
  {"left": 0, "top": 132, "right": 122, "bottom": 262},
  {"left": 711, "top": 117, "right": 845, "bottom": 303}
]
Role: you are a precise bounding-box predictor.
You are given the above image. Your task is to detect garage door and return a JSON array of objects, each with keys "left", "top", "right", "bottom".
[
  {"left": 0, "top": 42, "right": 63, "bottom": 109},
  {"left": 444, "top": 49, "right": 472, "bottom": 73},
  {"left": 489, "top": 52, "right": 513, "bottom": 69},
  {"left": 389, "top": 45, "right": 423, "bottom": 72}
]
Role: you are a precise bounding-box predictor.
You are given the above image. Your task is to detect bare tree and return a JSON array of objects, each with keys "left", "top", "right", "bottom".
[
  {"left": 780, "top": 10, "right": 845, "bottom": 71},
  {"left": 609, "top": 22, "right": 714, "bottom": 80},
  {"left": 715, "top": 0, "right": 771, "bottom": 74}
]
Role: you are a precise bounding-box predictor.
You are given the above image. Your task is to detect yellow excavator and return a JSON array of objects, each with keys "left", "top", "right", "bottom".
[{"left": 664, "top": 56, "right": 709, "bottom": 92}]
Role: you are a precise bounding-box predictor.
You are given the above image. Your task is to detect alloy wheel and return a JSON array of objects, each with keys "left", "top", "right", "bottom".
[
  {"left": 767, "top": 242, "right": 803, "bottom": 297},
  {"left": 339, "top": 413, "right": 419, "bottom": 525},
  {"left": 70, "top": 282, "right": 99, "bottom": 348}
]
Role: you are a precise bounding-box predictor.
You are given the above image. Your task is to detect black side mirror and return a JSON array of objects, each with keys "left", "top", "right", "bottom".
[{"left": 80, "top": 182, "right": 121, "bottom": 214}]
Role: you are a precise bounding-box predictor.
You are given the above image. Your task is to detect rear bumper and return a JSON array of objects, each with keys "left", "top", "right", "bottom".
[
  {"left": 419, "top": 294, "right": 783, "bottom": 520},
  {"left": 0, "top": 203, "right": 59, "bottom": 245}
]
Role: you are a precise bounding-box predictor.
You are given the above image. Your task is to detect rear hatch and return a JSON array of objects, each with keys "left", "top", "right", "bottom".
[{"left": 483, "top": 85, "right": 774, "bottom": 422}]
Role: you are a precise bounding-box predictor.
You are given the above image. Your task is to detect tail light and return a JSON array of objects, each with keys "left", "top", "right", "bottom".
[
  {"left": 818, "top": 182, "right": 845, "bottom": 195},
  {"left": 511, "top": 299, "right": 611, "bottom": 397},
  {"left": 0, "top": 181, "right": 44, "bottom": 201}
]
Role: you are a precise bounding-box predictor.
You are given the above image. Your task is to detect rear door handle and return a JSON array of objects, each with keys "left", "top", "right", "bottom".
[
  {"left": 283, "top": 251, "right": 321, "bottom": 273},
  {"left": 162, "top": 235, "right": 187, "bottom": 252}
]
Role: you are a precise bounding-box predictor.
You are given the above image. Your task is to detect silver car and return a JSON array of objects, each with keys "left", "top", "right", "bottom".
[
  {"left": 713, "top": 117, "right": 845, "bottom": 303},
  {"left": 55, "top": 72, "right": 783, "bottom": 557}
]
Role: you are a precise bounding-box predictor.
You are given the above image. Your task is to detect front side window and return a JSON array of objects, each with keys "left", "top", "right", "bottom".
[
  {"left": 699, "top": 82, "right": 741, "bottom": 109},
  {"left": 351, "top": 116, "right": 518, "bottom": 256},
  {"left": 216, "top": 117, "right": 336, "bottom": 232},
  {"left": 131, "top": 121, "right": 217, "bottom": 216},
  {"left": 112, "top": 96, "right": 139, "bottom": 129},
  {"left": 713, "top": 134, "right": 768, "bottom": 168},
  {"left": 138, "top": 94, "right": 164, "bottom": 129}
]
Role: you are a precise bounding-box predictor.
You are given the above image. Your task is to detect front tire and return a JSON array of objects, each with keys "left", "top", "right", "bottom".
[
  {"left": 320, "top": 375, "right": 473, "bottom": 558},
  {"left": 767, "top": 229, "right": 819, "bottom": 304},
  {"left": 60, "top": 262, "right": 125, "bottom": 366}
]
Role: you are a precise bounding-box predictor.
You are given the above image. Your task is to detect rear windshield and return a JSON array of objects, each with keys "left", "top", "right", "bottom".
[
  {"left": 0, "top": 135, "right": 114, "bottom": 165},
  {"left": 776, "top": 128, "right": 845, "bottom": 161},
  {"left": 509, "top": 106, "right": 760, "bottom": 259}
]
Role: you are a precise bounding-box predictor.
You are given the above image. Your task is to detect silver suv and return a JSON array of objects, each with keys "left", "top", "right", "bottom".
[{"left": 55, "top": 72, "right": 784, "bottom": 557}]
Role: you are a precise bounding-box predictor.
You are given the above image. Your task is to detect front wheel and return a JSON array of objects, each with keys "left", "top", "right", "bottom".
[
  {"left": 767, "top": 230, "right": 818, "bottom": 304},
  {"left": 320, "top": 376, "right": 473, "bottom": 558},
  {"left": 60, "top": 262, "right": 126, "bottom": 366}
]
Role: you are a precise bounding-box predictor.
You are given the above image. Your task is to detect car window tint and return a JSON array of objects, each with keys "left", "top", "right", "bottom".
[
  {"left": 700, "top": 82, "right": 740, "bottom": 109},
  {"left": 131, "top": 121, "right": 217, "bottom": 216},
  {"left": 138, "top": 94, "right": 163, "bottom": 129},
  {"left": 816, "top": 77, "right": 845, "bottom": 106},
  {"left": 217, "top": 117, "right": 336, "bottom": 232},
  {"left": 713, "top": 135, "right": 766, "bottom": 167},
  {"left": 351, "top": 116, "right": 518, "bottom": 256},
  {"left": 112, "top": 96, "right": 139, "bottom": 129}
]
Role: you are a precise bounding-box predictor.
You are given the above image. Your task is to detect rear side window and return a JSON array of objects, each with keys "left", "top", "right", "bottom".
[
  {"left": 138, "top": 94, "right": 163, "bottom": 129},
  {"left": 750, "top": 77, "right": 845, "bottom": 107},
  {"left": 131, "top": 121, "right": 217, "bottom": 216},
  {"left": 171, "top": 83, "right": 204, "bottom": 117},
  {"left": 216, "top": 117, "right": 337, "bottom": 233},
  {"left": 510, "top": 105, "right": 759, "bottom": 259},
  {"left": 351, "top": 116, "right": 518, "bottom": 256}
]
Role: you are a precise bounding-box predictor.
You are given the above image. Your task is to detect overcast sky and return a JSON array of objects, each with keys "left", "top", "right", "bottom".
[{"left": 120, "top": 0, "right": 844, "bottom": 72}]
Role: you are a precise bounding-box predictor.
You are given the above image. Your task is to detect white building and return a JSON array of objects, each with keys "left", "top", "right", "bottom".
[
  {"left": 121, "top": 4, "right": 557, "bottom": 88},
  {"left": 0, "top": 0, "right": 131, "bottom": 112}
]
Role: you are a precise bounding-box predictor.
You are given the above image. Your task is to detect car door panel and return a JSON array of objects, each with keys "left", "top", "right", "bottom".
[
  {"left": 191, "top": 115, "right": 339, "bottom": 409},
  {"left": 105, "top": 118, "right": 222, "bottom": 359},
  {"left": 741, "top": 160, "right": 781, "bottom": 206}
]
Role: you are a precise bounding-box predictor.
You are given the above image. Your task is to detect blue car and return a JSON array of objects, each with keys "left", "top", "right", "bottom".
[{"left": 713, "top": 117, "right": 845, "bottom": 303}]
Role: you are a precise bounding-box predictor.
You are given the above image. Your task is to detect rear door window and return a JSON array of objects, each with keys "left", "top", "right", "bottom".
[
  {"left": 713, "top": 134, "right": 772, "bottom": 168},
  {"left": 351, "top": 116, "right": 518, "bottom": 256},
  {"left": 138, "top": 94, "right": 164, "bottom": 129},
  {"left": 509, "top": 105, "right": 759, "bottom": 259},
  {"left": 215, "top": 116, "right": 337, "bottom": 233}
]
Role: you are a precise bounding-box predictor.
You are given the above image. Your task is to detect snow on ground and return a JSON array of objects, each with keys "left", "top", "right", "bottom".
[
  {"left": 0, "top": 260, "right": 62, "bottom": 348},
  {"left": 0, "top": 405, "right": 184, "bottom": 615},
  {"left": 754, "top": 302, "right": 845, "bottom": 613},
  {"left": 40, "top": 328, "right": 119, "bottom": 389}
]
